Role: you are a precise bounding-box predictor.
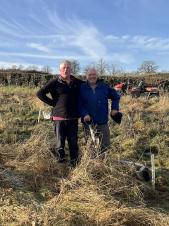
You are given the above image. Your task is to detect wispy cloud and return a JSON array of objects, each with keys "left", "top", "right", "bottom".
[
  {"left": 27, "top": 43, "right": 52, "bottom": 53},
  {"left": 2, "top": 0, "right": 168, "bottom": 69},
  {"left": 46, "top": 13, "right": 134, "bottom": 64},
  {"left": 47, "top": 12, "right": 107, "bottom": 58},
  {"left": 0, "top": 60, "right": 60, "bottom": 73},
  {"left": 132, "top": 36, "right": 169, "bottom": 51},
  {"left": 0, "top": 11, "right": 108, "bottom": 59},
  {"left": 0, "top": 51, "right": 134, "bottom": 64},
  {"left": 109, "top": 53, "right": 134, "bottom": 64},
  {"left": 0, "top": 18, "right": 33, "bottom": 37},
  {"left": 0, "top": 51, "right": 90, "bottom": 60},
  {"left": 105, "top": 34, "right": 169, "bottom": 52},
  {"left": 0, "top": 0, "right": 139, "bottom": 67},
  {"left": 0, "top": 61, "right": 40, "bottom": 69}
]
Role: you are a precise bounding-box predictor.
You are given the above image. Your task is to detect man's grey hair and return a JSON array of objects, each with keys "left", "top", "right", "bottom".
[
  {"left": 86, "top": 67, "right": 98, "bottom": 75},
  {"left": 60, "top": 60, "right": 71, "bottom": 69}
]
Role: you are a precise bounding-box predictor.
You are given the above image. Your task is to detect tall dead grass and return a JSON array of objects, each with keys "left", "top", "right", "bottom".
[{"left": 0, "top": 88, "right": 169, "bottom": 225}]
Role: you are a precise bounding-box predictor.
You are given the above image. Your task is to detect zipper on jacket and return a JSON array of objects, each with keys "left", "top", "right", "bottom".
[{"left": 90, "top": 85, "right": 97, "bottom": 94}]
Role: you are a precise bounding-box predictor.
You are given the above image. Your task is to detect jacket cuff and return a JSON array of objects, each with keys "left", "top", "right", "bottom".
[{"left": 111, "top": 103, "right": 119, "bottom": 111}]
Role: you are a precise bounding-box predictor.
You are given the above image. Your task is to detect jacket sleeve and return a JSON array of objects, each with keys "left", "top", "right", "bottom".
[
  {"left": 79, "top": 87, "right": 89, "bottom": 118},
  {"left": 36, "top": 80, "right": 56, "bottom": 107},
  {"left": 107, "top": 85, "right": 120, "bottom": 110}
]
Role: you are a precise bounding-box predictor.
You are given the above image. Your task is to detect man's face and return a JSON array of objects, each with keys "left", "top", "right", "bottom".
[
  {"left": 60, "top": 63, "right": 71, "bottom": 79},
  {"left": 86, "top": 69, "right": 98, "bottom": 85}
]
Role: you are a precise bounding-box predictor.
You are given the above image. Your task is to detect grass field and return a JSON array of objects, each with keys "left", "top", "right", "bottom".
[{"left": 0, "top": 86, "right": 169, "bottom": 226}]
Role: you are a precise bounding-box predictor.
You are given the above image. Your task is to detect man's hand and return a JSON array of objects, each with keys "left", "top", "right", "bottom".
[
  {"left": 111, "top": 110, "right": 118, "bottom": 116},
  {"left": 84, "top": 115, "right": 91, "bottom": 122}
]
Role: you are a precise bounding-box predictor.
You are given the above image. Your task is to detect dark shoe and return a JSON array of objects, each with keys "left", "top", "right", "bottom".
[
  {"left": 69, "top": 159, "right": 78, "bottom": 168},
  {"left": 51, "top": 150, "right": 66, "bottom": 163}
]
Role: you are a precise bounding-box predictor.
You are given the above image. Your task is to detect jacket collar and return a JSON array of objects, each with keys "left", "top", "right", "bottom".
[
  {"left": 58, "top": 75, "right": 75, "bottom": 84},
  {"left": 86, "top": 79, "right": 103, "bottom": 88}
]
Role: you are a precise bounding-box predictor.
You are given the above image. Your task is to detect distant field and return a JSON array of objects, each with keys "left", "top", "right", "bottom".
[{"left": 0, "top": 86, "right": 169, "bottom": 226}]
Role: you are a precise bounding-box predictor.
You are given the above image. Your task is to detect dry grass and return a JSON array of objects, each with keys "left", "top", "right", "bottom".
[{"left": 0, "top": 86, "right": 169, "bottom": 225}]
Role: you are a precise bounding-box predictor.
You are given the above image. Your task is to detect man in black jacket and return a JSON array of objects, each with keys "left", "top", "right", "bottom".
[{"left": 37, "top": 60, "right": 82, "bottom": 166}]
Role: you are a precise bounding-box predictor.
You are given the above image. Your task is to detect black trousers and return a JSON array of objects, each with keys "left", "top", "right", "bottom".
[{"left": 54, "top": 120, "right": 79, "bottom": 161}]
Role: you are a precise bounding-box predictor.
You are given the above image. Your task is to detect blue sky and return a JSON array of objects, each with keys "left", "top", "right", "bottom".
[{"left": 0, "top": 0, "right": 169, "bottom": 73}]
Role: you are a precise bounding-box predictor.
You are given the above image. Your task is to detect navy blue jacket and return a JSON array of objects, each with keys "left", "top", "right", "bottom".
[{"left": 79, "top": 81, "right": 120, "bottom": 124}]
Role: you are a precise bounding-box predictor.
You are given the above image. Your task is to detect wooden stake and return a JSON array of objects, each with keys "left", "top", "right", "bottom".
[{"left": 151, "top": 154, "right": 155, "bottom": 190}]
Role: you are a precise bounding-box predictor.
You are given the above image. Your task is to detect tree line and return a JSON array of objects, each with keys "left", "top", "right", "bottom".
[{"left": 0, "top": 59, "right": 169, "bottom": 88}]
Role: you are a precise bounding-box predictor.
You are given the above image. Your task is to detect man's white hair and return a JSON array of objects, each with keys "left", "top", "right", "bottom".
[{"left": 60, "top": 60, "right": 71, "bottom": 69}]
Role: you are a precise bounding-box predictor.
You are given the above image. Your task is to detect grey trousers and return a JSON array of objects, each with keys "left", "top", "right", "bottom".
[{"left": 84, "top": 123, "right": 110, "bottom": 153}]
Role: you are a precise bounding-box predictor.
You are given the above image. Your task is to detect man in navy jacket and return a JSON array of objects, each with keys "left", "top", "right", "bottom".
[{"left": 79, "top": 68, "right": 120, "bottom": 154}]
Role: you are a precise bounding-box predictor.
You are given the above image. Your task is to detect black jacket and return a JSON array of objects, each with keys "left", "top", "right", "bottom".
[{"left": 36, "top": 76, "right": 83, "bottom": 118}]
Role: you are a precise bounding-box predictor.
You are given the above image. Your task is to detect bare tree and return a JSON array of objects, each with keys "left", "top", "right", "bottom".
[
  {"left": 0, "top": 64, "right": 5, "bottom": 70},
  {"left": 18, "top": 65, "right": 24, "bottom": 71},
  {"left": 42, "top": 65, "right": 52, "bottom": 74},
  {"left": 138, "top": 60, "right": 159, "bottom": 74},
  {"left": 12, "top": 65, "right": 17, "bottom": 70},
  {"left": 96, "top": 58, "right": 108, "bottom": 76},
  {"left": 70, "top": 60, "right": 80, "bottom": 76},
  {"left": 109, "top": 64, "right": 124, "bottom": 76},
  {"left": 26, "top": 65, "right": 39, "bottom": 71}
]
